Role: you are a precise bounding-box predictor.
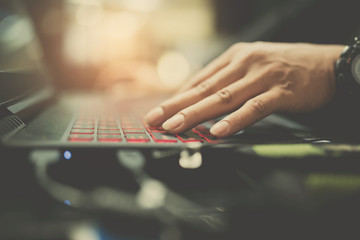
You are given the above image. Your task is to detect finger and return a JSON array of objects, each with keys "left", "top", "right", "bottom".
[
  {"left": 209, "top": 90, "right": 281, "bottom": 138},
  {"left": 175, "top": 46, "right": 238, "bottom": 94},
  {"left": 161, "top": 75, "right": 266, "bottom": 134},
  {"left": 145, "top": 64, "right": 244, "bottom": 126}
]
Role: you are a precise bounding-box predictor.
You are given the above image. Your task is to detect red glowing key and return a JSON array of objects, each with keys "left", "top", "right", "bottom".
[
  {"left": 68, "top": 134, "right": 94, "bottom": 142},
  {"left": 150, "top": 132, "right": 178, "bottom": 143},
  {"left": 125, "top": 133, "right": 150, "bottom": 143},
  {"left": 97, "top": 135, "right": 122, "bottom": 142},
  {"left": 70, "top": 129, "right": 94, "bottom": 134},
  {"left": 177, "top": 131, "right": 204, "bottom": 143}
]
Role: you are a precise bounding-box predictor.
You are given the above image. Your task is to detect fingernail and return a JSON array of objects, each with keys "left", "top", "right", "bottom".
[
  {"left": 210, "top": 121, "right": 229, "bottom": 137},
  {"left": 163, "top": 114, "right": 184, "bottom": 130},
  {"left": 145, "top": 107, "right": 164, "bottom": 125}
]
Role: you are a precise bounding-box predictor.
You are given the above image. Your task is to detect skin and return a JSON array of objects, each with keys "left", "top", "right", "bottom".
[{"left": 144, "top": 41, "right": 345, "bottom": 137}]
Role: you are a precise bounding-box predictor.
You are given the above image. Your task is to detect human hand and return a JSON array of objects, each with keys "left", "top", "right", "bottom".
[{"left": 144, "top": 42, "right": 344, "bottom": 137}]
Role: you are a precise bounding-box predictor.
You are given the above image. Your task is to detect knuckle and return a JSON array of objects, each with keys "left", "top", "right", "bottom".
[
  {"left": 269, "top": 61, "right": 288, "bottom": 76},
  {"left": 215, "top": 88, "right": 233, "bottom": 104},
  {"left": 250, "top": 49, "right": 267, "bottom": 59},
  {"left": 261, "top": 63, "right": 285, "bottom": 81},
  {"left": 196, "top": 81, "right": 214, "bottom": 97},
  {"left": 280, "top": 79, "right": 297, "bottom": 92},
  {"left": 240, "top": 48, "right": 267, "bottom": 64},
  {"left": 259, "top": 61, "right": 296, "bottom": 90},
  {"left": 244, "top": 98, "right": 266, "bottom": 115}
]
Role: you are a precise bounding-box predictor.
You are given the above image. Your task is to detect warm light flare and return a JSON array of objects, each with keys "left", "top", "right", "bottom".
[
  {"left": 117, "top": 0, "right": 163, "bottom": 12},
  {"left": 64, "top": 7, "right": 146, "bottom": 65},
  {"left": 104, "top": 12, "right": 145, "bottom": 40},
  {"left": 62, "top": 0, "right": 216, "bottom": 89},
  {"left": 157, "top": 51, "right": 190, "bottom": 87},
  {"left": 75, "top": 2, "right": 103, "bottom": 27}
]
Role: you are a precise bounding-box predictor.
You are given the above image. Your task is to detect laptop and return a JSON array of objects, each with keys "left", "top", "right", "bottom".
[{"left": 0, "top": 0, "right": 321, "bottom": 161}]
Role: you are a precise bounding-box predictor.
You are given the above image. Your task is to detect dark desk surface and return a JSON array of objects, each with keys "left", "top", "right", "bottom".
[{"left": 1, "top": 144, "right": 360, "bottom": 240}]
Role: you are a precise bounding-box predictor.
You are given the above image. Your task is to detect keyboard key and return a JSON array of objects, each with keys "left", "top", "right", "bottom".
[
  {"left": 70, "top": 129, "right": 94, "bottom": 134},
  {"left": 177, "top": 131, "right": 204, "bottom": 142},
  {"left": 150, "top": 132, "right": 178, "bottom": 143},
  {"left": 193, "top": 126, "right": 224, "bottom": 143},
  {"left": 97, "top": 135, "right": 122, "bottom": 142},
  {"left": 123, "top": 128, "right": 146, "bottom": 133},
  {"left": 122, "top": 123, "right": 143, "bottom": 129},
  {"left": 125, "top": 133, "right": 150, "bottom": 143},
  {"left": 147, "top": 126, "right": 165, "bottom": 131},
  {"left": 98, "top": 123, "right": 118, "bottom": 127},
  {"left": 98, "top": 130, "right": 121, "bottom": 135},
  {"left": 195, "top": 131, "right": 224, "bottom": 143},
  {"left": 68, "top": 134, "right": 94, "bottom": 142},
  {"left": 194, "top": 126, "right": 211, "bottom": 135},
  {"left": 98, "top": 126, "right": 120, "bottom": 130}
]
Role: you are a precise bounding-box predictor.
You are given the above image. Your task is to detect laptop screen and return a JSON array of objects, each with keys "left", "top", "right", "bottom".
[{"left": 0, "top": 0, "right": 49, "bottom": 107}]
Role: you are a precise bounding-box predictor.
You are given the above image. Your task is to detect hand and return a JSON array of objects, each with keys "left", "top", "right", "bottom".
[{"left": 144, "top": 42, "right": 344, "bottom": 137}]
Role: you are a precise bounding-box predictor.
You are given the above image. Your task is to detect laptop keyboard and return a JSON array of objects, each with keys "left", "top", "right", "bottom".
[{"left": 67, "top": 111, "right": 222, "bottom": 144}]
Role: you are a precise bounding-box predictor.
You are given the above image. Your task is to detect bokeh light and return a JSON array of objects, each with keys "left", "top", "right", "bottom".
[{"left": 157, "top": 51, "right": 190, "bottom": 87}]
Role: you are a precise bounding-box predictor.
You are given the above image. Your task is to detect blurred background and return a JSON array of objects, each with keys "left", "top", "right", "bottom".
[{"left": 1, "top": 0, "right": 359, "bottom": 98}]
